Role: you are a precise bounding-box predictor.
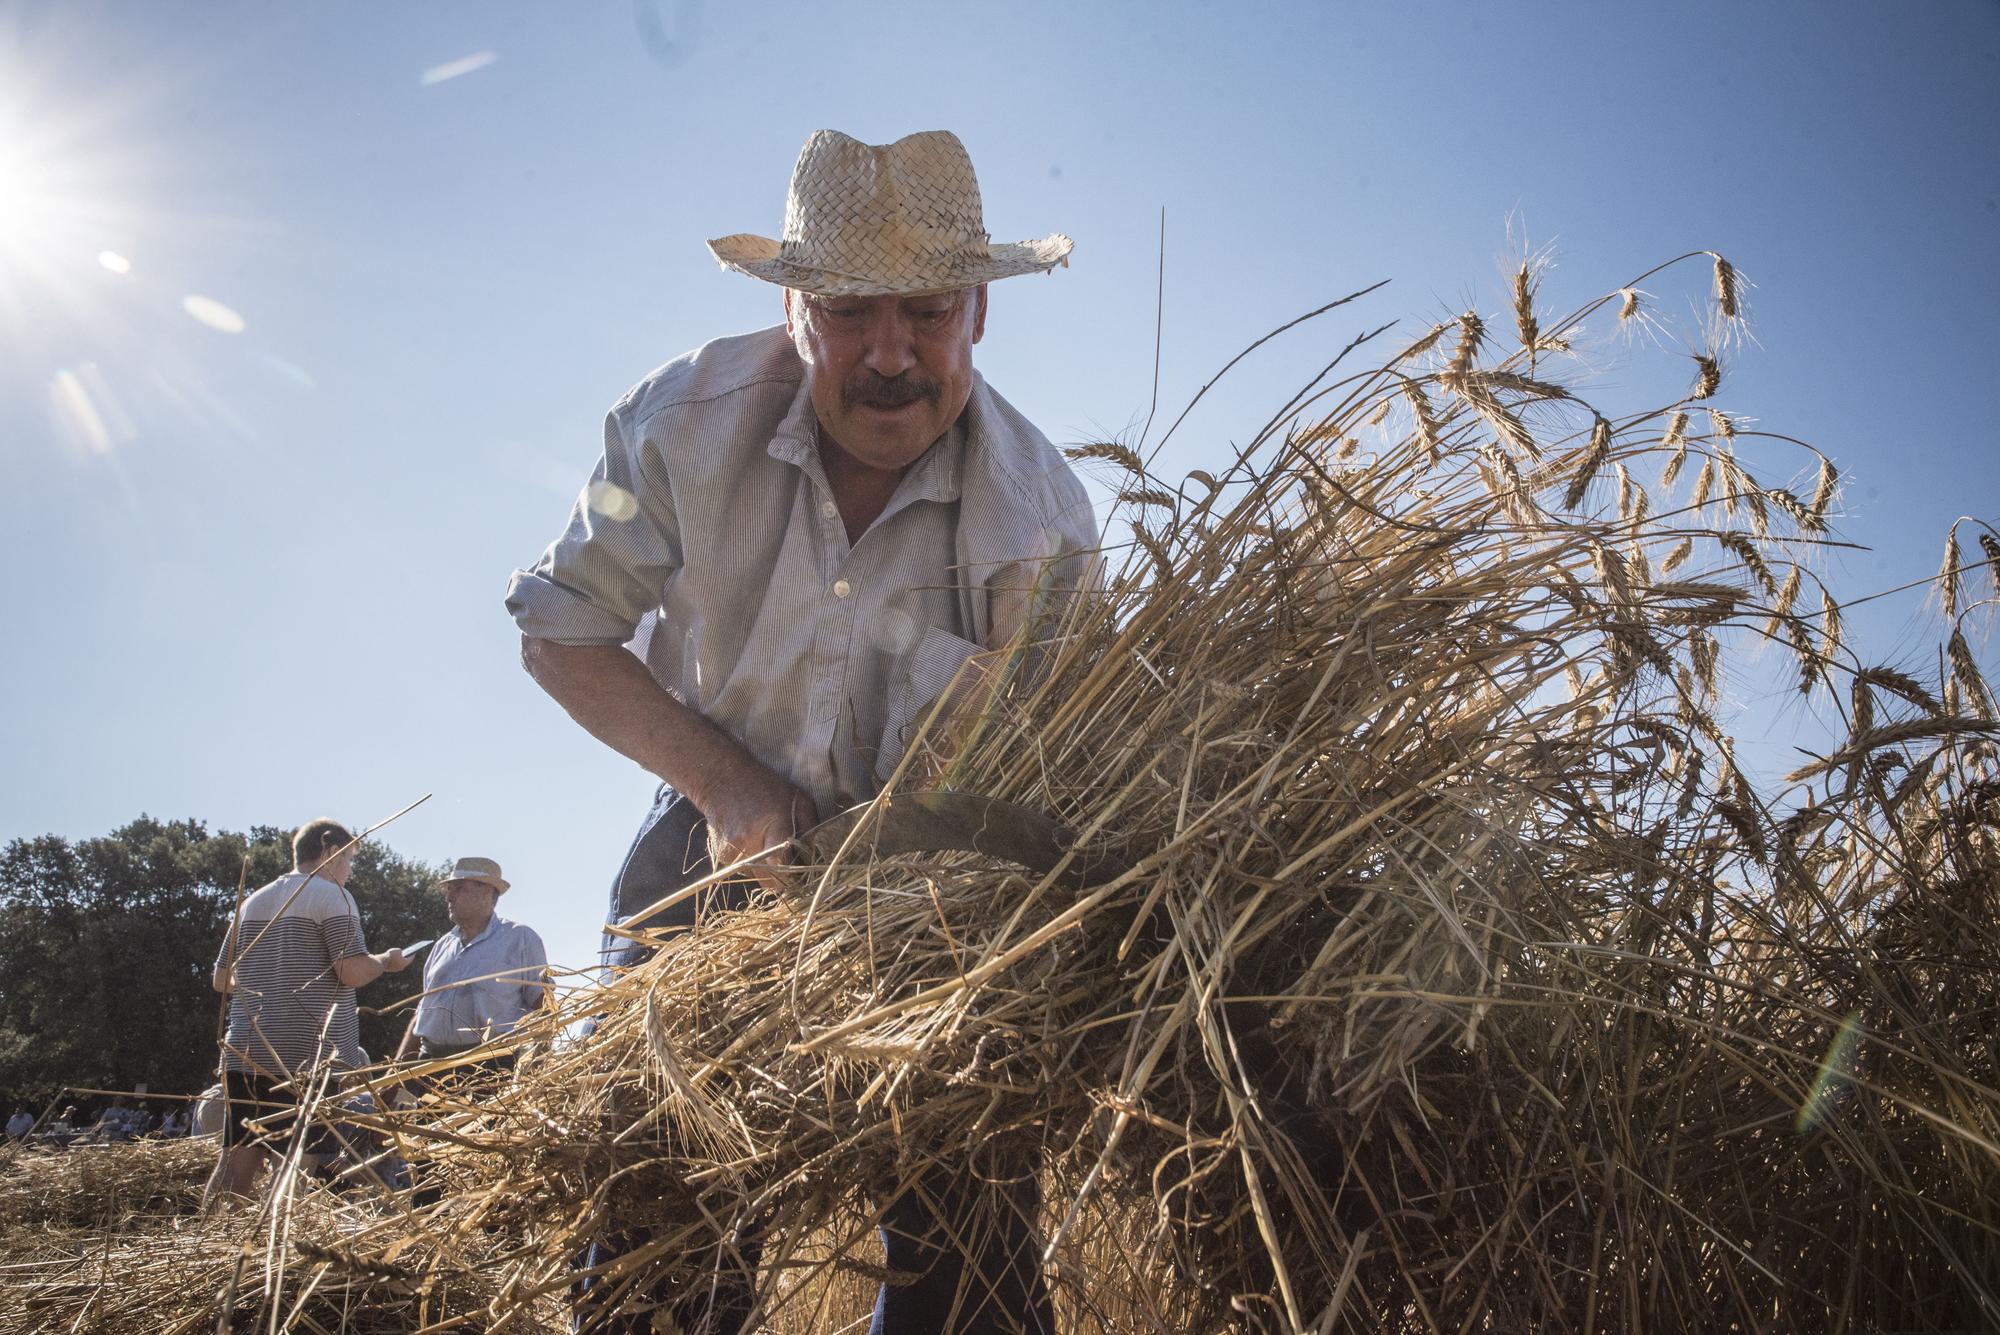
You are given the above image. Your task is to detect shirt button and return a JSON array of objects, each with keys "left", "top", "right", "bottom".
[
  {"left": 820, "top": 499, "right": 838, "bottom": 519},
  {"left": 832, "top": 579, "right": 852, "bottom": 599}
]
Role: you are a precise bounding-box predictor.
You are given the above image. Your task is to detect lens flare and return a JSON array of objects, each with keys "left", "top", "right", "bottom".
[
  {"left": 253, "top": 350, "right": 316, "bottom": 391},
  {"left": 49, "top": 364, "right": 134, "bottom": 457},
  {"left": 1796, "top": 1012, "right": 1862, "bottom": 1133},
  {"left": 1, "top": 52, "right": 269, "bottom": 461},
  {"left": 587, "top": 479, "right": 638, "bottom": 522},
  {"left": 420, "top": 51, "right": 497, "bottom": 86},
  {"left": 181, "top": 294, "right": 246, "bottom": 333}
]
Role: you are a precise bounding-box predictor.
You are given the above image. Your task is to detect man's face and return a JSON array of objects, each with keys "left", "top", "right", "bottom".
[
  {"left": 441, "top": 879, "right": 499, "bottom": 933},
  {"left": 320, "top": 847, "right": 358, "bottom": 886},
  {"left": 787, "top": 285, "right": 987, "bottom": 472}
]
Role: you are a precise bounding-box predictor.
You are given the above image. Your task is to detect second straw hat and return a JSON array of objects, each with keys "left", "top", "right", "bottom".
[{"left": 435, "top": 856, "right": 509, "bottom": 894}]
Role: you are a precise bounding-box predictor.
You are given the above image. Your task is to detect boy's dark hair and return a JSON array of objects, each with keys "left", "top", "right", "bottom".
[{"left": 291, "top": 818, "right": 356, "bottom": 868}]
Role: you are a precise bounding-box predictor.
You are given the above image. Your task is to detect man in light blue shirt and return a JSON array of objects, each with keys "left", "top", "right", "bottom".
[{"left": 401, "top": 857, "right": 549, "bottom": 1064}]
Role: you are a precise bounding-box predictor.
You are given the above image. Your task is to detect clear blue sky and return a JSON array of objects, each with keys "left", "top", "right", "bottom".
[{"left": 3, "top": 1, "right": 1995, "bottom": 978}]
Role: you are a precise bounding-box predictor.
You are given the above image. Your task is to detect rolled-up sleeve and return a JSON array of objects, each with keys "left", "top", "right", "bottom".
[{"left": 506, "top": 407, "right": 683, "bottom": 645}]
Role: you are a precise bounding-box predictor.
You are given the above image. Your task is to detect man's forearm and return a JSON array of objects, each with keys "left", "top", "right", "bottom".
[
  {"left": 332, "top": 950, "right": 399, "bottom": 989},
  {"left": 518, "top": 636, "right": 761, "bottom": 811}
]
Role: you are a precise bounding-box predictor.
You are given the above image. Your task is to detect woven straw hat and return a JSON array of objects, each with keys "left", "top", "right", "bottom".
[
  {"left": 708, "top": 130, "right": 1072, "bottom": 297},
  {"left": 436, "top": 856, "right": 509, "bottom": 895}
]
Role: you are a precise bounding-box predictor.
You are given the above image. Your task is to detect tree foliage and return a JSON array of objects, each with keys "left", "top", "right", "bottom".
[{"left": 0, "top": 816, "right": 448, "bottom": 1111}]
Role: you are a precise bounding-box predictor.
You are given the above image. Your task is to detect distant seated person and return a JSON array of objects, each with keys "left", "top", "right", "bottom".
[
  {"left": 397, "top": 857, "right": 550, "bottom": 1071},
  {"left": 191, "top": 1083, "right": 225, "bottom": 1138},
  {"left": 6, "top": 1107, "right": 32, "bottom": 1140},
  {"left": 157, "top": 1107, "right": 187, "bottom": 1137},
  {"left": 90, "top": 1100, "right": 135, "bottom": 1141}
]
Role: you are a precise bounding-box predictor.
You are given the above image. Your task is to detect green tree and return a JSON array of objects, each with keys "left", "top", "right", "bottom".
[{"left": 0, "top": 817, "right": 448, "bottom": 1111}]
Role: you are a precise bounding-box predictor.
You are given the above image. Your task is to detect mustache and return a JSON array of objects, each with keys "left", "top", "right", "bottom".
[{"left": 843, "top": 372, "right": 941, "bottom": 410}]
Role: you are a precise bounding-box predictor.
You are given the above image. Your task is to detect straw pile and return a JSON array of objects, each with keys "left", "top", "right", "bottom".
[
  {"left": 0, "top": 1191, "right": 555, "bottom": 1334},
  {"left": 8, "top": 250, "right": 1996, "bottom": 1333},
  {"left": 391, "top": 251, "right": 1992, "bottom": 1332},
  {"left": 0, "top": 1137, "right": 214, "bottom": 1233},
  {"left": 0, "top": 1136, "right": 565, "bottom": 1333}
]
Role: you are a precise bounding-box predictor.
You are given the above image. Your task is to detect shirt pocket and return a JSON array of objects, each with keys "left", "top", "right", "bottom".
[{"left": 876, "top": 625, "right": 986, "bottom": 783}]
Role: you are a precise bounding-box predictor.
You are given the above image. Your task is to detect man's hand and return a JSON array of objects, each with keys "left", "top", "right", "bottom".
[
  {"left": 334, "top": 948, "right": 409, "bottom": 988},
  {"left": 518, "top": 636, "right": 820, "bottom": 890},
  {"left": 700, "top": 759, "right": 818, "bottom": 891}
]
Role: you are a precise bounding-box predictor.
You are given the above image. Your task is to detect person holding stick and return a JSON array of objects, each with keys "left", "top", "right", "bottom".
[{"left": 204, "top": 817, "right": 408, "bottom": 1209}]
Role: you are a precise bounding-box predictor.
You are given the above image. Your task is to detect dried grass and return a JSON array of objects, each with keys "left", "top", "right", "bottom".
[
  {"left": 6, "top": 250, "right": 1996, "bottom": 1333},
  {"left": 0, "top": 1136, "right": 564, "bottom": 1333},
  {"left": 0, "top": 1137, "right": 213, "bottom": 1232}
]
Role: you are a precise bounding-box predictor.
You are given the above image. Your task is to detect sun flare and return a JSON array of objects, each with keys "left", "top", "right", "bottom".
[
  {"left": 0, "top": 108, "right": 81, "bottom": 300},
  {"left": 0, "top": 130, "right": 54, "bottom": 251},
  {"left": 0, "top": 47, "right": 309, "bottom": 471}
]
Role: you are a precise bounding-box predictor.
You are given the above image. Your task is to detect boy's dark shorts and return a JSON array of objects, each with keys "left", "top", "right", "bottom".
[{"left": 221, "top": 1069, "right": 329, "bottom": 1152}]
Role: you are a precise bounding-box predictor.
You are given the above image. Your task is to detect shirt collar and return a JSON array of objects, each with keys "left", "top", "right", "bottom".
[
  {"left": 764, "top": 378, "right": 819, "bottom": 470},
  {"left": 453, "top": 916, "right": 501, "bottom": 951},
  {"left": 765, "top": 376, "right": 970, "bottom": 510}
]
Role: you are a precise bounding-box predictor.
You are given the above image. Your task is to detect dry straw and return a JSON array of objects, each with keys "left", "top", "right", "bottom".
[
  {"left": 0, "top": 1137, "right": 212, "bottom": 1234},
  {"left": 5, "top": 251, "right": 1996, "bottom": 1334}
]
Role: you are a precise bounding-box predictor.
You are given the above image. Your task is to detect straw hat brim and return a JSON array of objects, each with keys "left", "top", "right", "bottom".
[
  {"left": 437, "top": 874, "right": 510, "bottom": 895},
  {"left": 706, "top": 232, "right": 1073, "bottom": 297}
]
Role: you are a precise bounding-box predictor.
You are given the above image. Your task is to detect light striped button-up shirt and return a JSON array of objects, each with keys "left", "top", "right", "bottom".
[
  {"left": 505, "top": 325, "right": 1099, "bottom": 816},
  {"left": 411, "top": 915, "right": 548, "bottom": 1046}
]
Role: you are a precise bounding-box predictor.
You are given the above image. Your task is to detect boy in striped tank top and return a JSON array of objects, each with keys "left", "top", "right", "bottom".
[{"left": 203, "top": 817, "right": 410, "bottom": 1209}]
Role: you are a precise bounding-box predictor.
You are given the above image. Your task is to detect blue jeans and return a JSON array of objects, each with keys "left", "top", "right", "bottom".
[
  {"left": 600, "top": 782, "right": 732, "bottom": 970},
  {"left": 581, "top": 785, "right": 1055, "bottom": 1335},
  {"left": 872, "top": 1163, "right": 1054, "bottom": 1335}
]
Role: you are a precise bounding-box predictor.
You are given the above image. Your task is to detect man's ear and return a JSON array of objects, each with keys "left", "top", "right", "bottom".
[
  {"left": 784, "top": 289, "right": 816, "bottom": 364},
  {"left": 970, "top": 284, "right": 988, "bottom": 344}
]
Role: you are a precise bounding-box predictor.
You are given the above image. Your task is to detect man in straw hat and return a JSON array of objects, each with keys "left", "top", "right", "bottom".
[
  {"left": 508, "top": 129, "right": 1094, "bottom": 1332},
  {"left": 398, "top": 856, "right": 549, "bottom": 1067}
]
